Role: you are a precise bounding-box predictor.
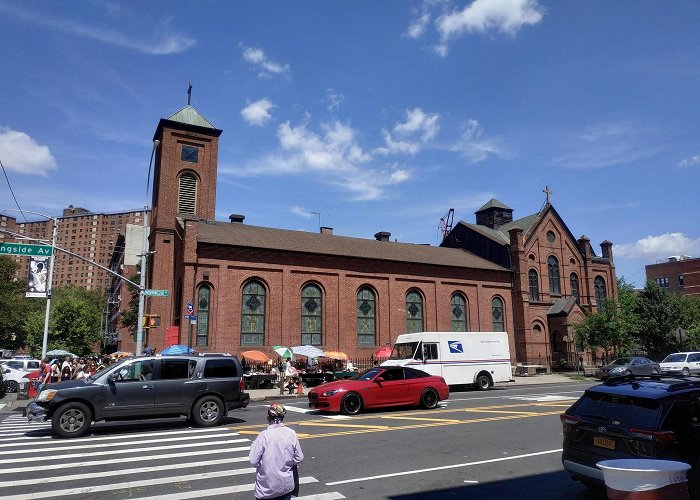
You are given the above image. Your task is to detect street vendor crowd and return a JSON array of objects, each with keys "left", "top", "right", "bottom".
[{"left": 37, "top": 355, "right": 118, "bottom": 390}]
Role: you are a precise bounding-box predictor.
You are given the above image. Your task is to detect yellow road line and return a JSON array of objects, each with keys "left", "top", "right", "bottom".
[
  {"left": 464, "top": 409, "right": 544, "bottom": 416},
  {"left": 380, "top": 416, "right": 462, "bottom": 423},
  {"left": 296, "top": 422, "right": 390, "bottom": 430}
]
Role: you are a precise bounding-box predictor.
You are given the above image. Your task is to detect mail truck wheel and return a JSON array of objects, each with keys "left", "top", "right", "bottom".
[
  {"left": 476, "top": 374, "right": 492, "bottom": 391},
  {"left": 52, "top": 402, "right": 92, "bottom": 438},
  {"left": 192, "top": 396, "right": 224, "bottom": 427},
  {"left": 341, "top": 392, "right": 362, "bottom": 415},
  {"left": 421, "top": 388, "right": 439, "bottom": 409}
]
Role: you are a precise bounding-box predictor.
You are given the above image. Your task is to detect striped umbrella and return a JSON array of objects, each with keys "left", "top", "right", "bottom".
[
  {"left": 273, "top": 346, "right": 293, "bottom": 359},
  {"left": 292, "top": 345, "right": 325, "bottom": 358}
]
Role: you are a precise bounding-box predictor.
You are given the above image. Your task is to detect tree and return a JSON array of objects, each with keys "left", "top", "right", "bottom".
[
  {"left": 0, "top": 256, "right": 41, "bottom": 350},
  {"left": 633, "top": 281, "right": 680, "bottom": 360},
  {"left": 678, "top": 294, "right": 700, "bottom": 350},
  {"left": 575, "top": 298, "right": 634, "bottom": 361},
  {"left": 24, "top": 286, "right": 104, "bottom": 356}
]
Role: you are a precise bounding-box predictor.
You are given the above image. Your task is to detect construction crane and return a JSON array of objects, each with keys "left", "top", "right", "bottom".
[{"left": 439, "top": 208, "right": 454, "bottom": 239}]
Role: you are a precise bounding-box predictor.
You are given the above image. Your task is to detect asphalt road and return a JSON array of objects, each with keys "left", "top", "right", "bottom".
[{"left": 0, "top": 381, "right": 606, "bottom": 499}]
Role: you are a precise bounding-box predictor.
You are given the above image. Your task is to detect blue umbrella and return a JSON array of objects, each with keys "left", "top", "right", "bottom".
[{"left": 160, "top": 344, "right": 196, "bottom": 355}]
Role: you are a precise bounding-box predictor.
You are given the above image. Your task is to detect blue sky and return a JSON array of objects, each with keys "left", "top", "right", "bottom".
[{"left": 1, "top": 0, "right": 699, "bottom": 287}]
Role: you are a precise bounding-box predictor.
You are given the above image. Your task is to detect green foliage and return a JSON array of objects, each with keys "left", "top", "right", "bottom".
[
  {"left": 0, "top": 256, "right": 42, "bottom": 349},
  {"left": 574, "top": 297, "right": 634, "bottom": 357},
  {"left": 678, "top": 294, "right": 700, "bottom": 350},
  {"left": 633, "top": 281, "right": 681, "bottom": 359},
  {"left": 24, "top": 286, "right": 104, "bottom": 356}
]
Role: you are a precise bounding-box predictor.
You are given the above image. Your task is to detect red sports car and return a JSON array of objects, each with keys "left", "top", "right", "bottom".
[{"left": 308, "top": 366, "right": 449, "bottom": 415}]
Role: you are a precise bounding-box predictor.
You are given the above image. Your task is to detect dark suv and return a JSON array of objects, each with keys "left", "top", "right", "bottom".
[
  {"left": 27, "top": 354, "right": 249, "bottom": 438},
  {"left": 561, "top": 375, "right": 700, "bottom": 497}
]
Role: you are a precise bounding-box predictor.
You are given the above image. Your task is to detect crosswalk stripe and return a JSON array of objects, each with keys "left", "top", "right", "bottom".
[
  {"left": 0, "top": 470, "right": 318, "bottom": 500},
  {"left": 0, "top": 430, "right": 239, "bottom": 453},
  {"left": 0, "top": 441, "right": 250, "bottom": 465},
  {"left": 0, "top": 449, "right": 251, "bottom": 474},
  {"left": 130, "top": 476, "right": 320, "bottom": 500},
  {"left": 297, "top": 494, "right": 346, "bottom": 500},
  {"left": 0, "top": 457, "right": 255, "bottom": 487}
]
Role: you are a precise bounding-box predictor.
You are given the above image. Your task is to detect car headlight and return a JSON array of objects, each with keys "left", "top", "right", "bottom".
[
  {"left": 36, "top": 389, "right": 57, "bottom": 402},
  {"left": 322, "top": 389, "right": 340, "bottom": 397},
  {"left": 609, "top": 367, "right": 624, "bottom": 373}
]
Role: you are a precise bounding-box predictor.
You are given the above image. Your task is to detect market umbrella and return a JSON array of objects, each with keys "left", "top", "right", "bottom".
[
  {"left": 323, "top": 351, "right": 349, "bottom": 360},
  {"left": 160, "top": 344, "right": 196, "bottom": 355},
  {"left": 373, "top": 345, "right": 393, "bottom": 358},
  {"left": 240, "top": 350, "right": 270, "bottom": 363},
  {"left": 110, "top": 351, "right": 133, "bottom": 359},
  {"left": 46, "top": 349, "right": 76, "bottom": 358},
  {"left": 292, "top": 345, "right": 325, "bottom": 358},
  {"left": 273, "top": 346, "right": 293, "bottom": 359}
]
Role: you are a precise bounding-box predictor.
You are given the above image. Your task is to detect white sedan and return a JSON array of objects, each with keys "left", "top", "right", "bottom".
[{"left": 1, "top": 365, "right": 33, "bottom": 392}]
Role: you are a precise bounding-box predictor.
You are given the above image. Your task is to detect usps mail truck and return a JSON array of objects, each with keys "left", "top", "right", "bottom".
[{"left": 381, "top": 332, "right": 513, "bottom": 390}]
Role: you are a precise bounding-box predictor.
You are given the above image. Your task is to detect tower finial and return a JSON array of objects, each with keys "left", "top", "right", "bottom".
[
  {"left": 543, "top": 185, "right": 552, "bottom": 204},
  {"left": 187, "top": 81, "right": 192, "bottom": 105}
]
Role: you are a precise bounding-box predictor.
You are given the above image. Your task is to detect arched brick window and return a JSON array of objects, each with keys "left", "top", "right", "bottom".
[
  {"left": 301, "top": 284, "right": 322, "bottom": 346},
  {"left": 405, "top": 289, "right": 424, "bottom": 333},
  {"left": 595, "top": 276, "right": 607, "bottom": 311},
  {"left": 570, "top": 273, "right": 580, "bottom": 303},
  {"left": 178, "top": 172, "right": 197, "bottom": 215},
  {"left": 548, "top": 256, "right": 561, "bottom": 295},
  {"left": 529, "top": 269, "right": 540, "bottom": 301},
  {"left": 451, "top": 293, "right": 468, "bottom": 332},
  {"left": 241, "top": 280, "right": 265, "bottom": 345},
  {"left": 357, "top": 287, "right": 376, "bottom": 345},
  {"left": 492, "top": 296, "right": 505, "bottom": 332},
  {"left": 196, "top": 284, "right": 211, "bottom": 347}
]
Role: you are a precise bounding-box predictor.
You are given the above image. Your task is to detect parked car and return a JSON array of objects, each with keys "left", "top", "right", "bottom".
[
  {"left": 1, "top": 358, "right": 41, "bottom": 372},
  {"left": 27, "top": 354, "right": 249, "bottom": 438},
  {"left": 2, "top": 365, "right": 31, "bottom": 392},
  {"left": 561, "top": 375, "right": 700, "bottom": 496},
  {"left": 308, "top": 366, "right": 449, "bottom": 415},
  {"left": 594, "top": 357, "right": 660, "bottom": 379},
  {"left": 660, "top": 352, "right": 700, "bottom": 377}
]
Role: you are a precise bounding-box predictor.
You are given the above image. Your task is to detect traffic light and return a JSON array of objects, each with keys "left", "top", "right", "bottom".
[{"left": 142, "top": 315, "right": 161, "bottom": 328}]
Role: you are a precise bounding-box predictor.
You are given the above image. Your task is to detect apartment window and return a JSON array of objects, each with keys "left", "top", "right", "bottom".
[
  {"left": 528, "top": 269, "right": 540, "bottom": 301},
  {"left": 655, "top": 277, "right": 669, "bottom": 288},
  {"left": 357, "top": 287, "right": 376, "bottom": 346},
  {"left": 679, "top": 275, "right": 684, "bottom": 287},
  {"left": 301, "top": 284, "right": 322, "bottom": 346}
]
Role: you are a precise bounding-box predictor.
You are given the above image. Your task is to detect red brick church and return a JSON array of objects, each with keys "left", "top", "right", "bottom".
[{"left": 122, "top": 102, "right": 616, "bottom": 368}]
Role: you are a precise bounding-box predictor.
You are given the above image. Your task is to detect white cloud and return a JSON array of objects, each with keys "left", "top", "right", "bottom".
[
  {"left": 241, "top": 45, "right": 290, "bottom": 78},
  {"left": 377, "top": 108, "right": 440, "bottom": 155},
  {"left": 552, "top": 121, "right": 663, "bottom": 169},
  {"left": 407, "top": 12, "right": 431, "bottom": 38},
  {"left": 325, "top": 89, "right": 345, "bottom": 112},
  {"left": 290, "top": 206, "right": 310, "bottom": 218},
  {"left": 437, "top": 0, "right": 544, "bottom": 40},
  {"left": 0, "top": 127, "right": 57, "bottom": 176},
  {"left": 220, "top": 119, "right": 411, "bottom": 200},
  {"left": 615, "top": 233, "right": 700, "bottom": 260},
  {"left": 450, "top": 119, "right": 501, "bottom": 162},
  {"left": 241, "top": 98, "right": 275, "bottom": 126},
  {"left": 679, "top": 155, "right": 700, "bottom": 168}
]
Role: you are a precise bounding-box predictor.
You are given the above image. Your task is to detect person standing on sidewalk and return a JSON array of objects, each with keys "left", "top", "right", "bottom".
[{"left": 249, "top": 403, "right": 304, "bottom": 500}]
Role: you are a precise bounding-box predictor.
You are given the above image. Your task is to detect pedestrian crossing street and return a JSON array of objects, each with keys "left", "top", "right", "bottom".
[{"left": 0, "top": 413, "right": 346, "bottom": 499}]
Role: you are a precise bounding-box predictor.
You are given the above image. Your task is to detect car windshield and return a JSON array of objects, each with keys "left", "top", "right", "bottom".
[
  {"left": 662, "top": 354, "right": 687, "bottom": 363},
  {"left": 86, "top": 359, "right": 128, "bottom": 383},
  {"left": 390, "top": 342, "right": 420, "bottom": 360},
  {"left": 350, "top": 368, "right": 383, "bottom": 381},
  {"left": 611, "top": 358, "right": 631, "bottom": 366}
]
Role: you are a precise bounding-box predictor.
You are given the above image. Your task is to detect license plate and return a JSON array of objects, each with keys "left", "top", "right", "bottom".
[{"left": 593, "top": 436, "right": 615, "bottom": 450}]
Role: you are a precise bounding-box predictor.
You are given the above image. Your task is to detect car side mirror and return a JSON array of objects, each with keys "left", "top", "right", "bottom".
[
  {"left": 375, "top": 376, "right": 385, "bottom": 384},
  {"left": 107, "top": 372, "right": 119, "bottom": 383}
]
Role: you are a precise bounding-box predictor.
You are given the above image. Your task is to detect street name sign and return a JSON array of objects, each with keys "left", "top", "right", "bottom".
[
  {"left": 144, "top": 289, "right": 169, "bottom": 297},
  {"left": 0, "top": 243, "right": 53, "bottom": 256}
]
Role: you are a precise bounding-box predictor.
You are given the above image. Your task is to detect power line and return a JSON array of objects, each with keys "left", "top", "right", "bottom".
[{"left": 0, "top": 158, "right": 27, "bottom": 223}]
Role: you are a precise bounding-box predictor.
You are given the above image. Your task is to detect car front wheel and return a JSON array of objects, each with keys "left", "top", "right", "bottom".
[
  {"left": 52, "top": 402, "right": 92, "bottom": 438},
  {"left": 192, "top": 396, "right": 224, "bottom": 427},
  {"left": 421, "top": 388, "right": 439, "bottom": 409},
  {"left": 683, "top": 368, "right": 691, "bottom": 376},
  {"left": 5, "top": 380, "right": 18, "bottom": 393},
  {"left": 341, "top": 392, "right": 362, "bottom": 415}
]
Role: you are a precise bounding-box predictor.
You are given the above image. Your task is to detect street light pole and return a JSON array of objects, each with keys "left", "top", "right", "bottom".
[
  {"left": 1, "top": 208, "right": 58, "bottom": 360},
  {"left": 135, "top": 139, "right": 160, "bottom": 356}
]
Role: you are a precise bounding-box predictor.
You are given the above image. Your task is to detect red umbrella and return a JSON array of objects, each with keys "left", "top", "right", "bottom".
[{"left": 374, "top": 346, "right": 392, "bottom": 358}]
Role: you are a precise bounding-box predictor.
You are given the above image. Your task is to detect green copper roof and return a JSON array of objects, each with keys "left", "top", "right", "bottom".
[
  {"left": 476, "top": 198, "right": 513, "bottom": 212},
  {"left": 166, "top": 105, "right": 216, "bottom": 129}
]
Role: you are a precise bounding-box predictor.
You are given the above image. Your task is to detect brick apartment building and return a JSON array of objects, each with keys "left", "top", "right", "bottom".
[
  {"left": 646, "top": 256, "right": 700, "bottom": 297},
  {"left": 117, "top": 101, "right": 618, "bottom": 368}
]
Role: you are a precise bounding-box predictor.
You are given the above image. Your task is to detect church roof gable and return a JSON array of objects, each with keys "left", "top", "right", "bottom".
[{"left": 166, "top": 105, "right": 216, "bottom": 129}]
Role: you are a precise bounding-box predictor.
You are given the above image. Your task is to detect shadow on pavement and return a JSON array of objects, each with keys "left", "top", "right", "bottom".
[{"left": 386, "top": 470, "right": 606, "bottom": 500}]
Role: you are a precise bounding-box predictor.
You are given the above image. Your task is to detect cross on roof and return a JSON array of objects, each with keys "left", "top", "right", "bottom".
[
  {"left": 187, "top": 81, "right": 192, "bottom": 105},
  {"left": 543, "top": 185, "right": 552, "bottom": 204}
]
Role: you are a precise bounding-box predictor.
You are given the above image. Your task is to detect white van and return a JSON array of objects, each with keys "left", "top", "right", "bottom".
[{"left": 381, "top": 332, "right": 513, "bottom": 390}]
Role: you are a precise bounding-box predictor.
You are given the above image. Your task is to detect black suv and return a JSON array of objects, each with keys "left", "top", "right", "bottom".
[
  {"left": 561, "top": 375, "right": 700, "bottom": 497},
  {"left": 27, "top": 354, "right": 249, "bottom": 438}
]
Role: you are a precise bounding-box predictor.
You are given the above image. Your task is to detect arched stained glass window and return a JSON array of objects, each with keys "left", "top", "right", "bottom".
[
  {"left": 595, "top": 276, "right": 607, "bottom": 311},
  {"left": 451, "top": 293, "right": 467, "bottom": 332},
  {"left": 528, "top": 269, "right": 540, "bottom": 301},
  {"left": 492, "top": 296, "right": 505, "bottom": 332},
  {"left": 405, "top": 290, "right": 424, "bottom": 333},
  {"left": 196, "top": 284, "right": 210, "bottom": 346},
  {"left": 357, "top": 287, "right": 376, "bottom": 346},
  {"left": 178, "top": 172, "right": 197, "bottom": 215},
  {"left": 570, "top": 273, "right": 580, "bottom": 303},
  {"left": 548, "top": 256, "right": 561, "bottom": 295},
  {"left": 301, "top": 284, "right": 322, "bottom": 346},
  {"left": 241, "top": 280, "right": 265, "bottom": 345}
]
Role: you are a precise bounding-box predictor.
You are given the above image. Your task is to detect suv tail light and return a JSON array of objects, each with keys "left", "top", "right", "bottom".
[
  {"left": 239, "top": 377, "right": 245, "bottom": 393},
  {"left": 560, "top": 414, "right": 581, "bottom": 426},
  {"left": 628, "top": 428, "right": 678, "bottom": 443}
]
